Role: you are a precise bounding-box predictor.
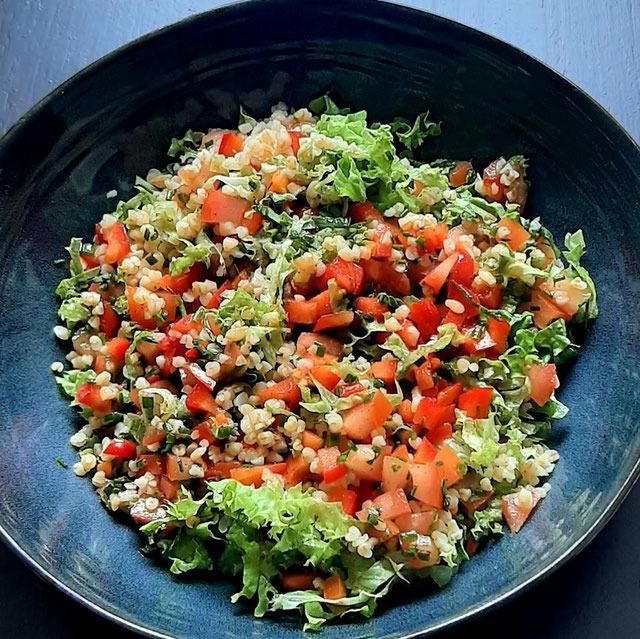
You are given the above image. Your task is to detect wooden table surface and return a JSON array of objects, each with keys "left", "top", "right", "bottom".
[{"left": 1, "top": 2, "right": 638, "bottom": 638}]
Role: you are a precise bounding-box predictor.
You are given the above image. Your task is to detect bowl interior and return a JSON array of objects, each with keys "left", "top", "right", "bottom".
[{"left": 0, "top": 1, "right": 639, "bottom": 637}]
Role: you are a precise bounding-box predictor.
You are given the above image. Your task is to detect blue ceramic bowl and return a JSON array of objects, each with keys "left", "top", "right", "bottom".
[{"left": 0, "top": 1, "right": 639, "bottom": 637}]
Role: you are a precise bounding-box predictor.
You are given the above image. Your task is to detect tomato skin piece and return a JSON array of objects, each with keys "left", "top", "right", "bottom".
[
  {"left": 436, "top": 382, "right": 463, "bottom": 406},
  {"left": 421, "top": 253, "right": 457, "bottom": 295},
  {"left": 502, "top": 491, "right": 541, "bottom": 533},
  {"left": 204, "top": 460, "right": 241, "bottom": 480},
  {"left": 218, "top": 132, "right": 243, "bottom": 157},
  {"left": 448, "top": 161, "right": 473, "bottom": 188},
  {"left": 345, "top": 447, "right": 388, "bottom": 482},
  {"left": 450, "top": 251, "right": 476, "bottom": 287},
  {"left": 105, "top": 337, "right": 130, "bottom": 367},
  {"left": 102, "top": 221, "right": 130, "bottom": 265},
  {"left": 426, "top": 422, "right": 453, "bottom": 445},
  {"left": 230, "top": 465, "right": 265, "bottom": 487},
  {"left": 530, "top": 289, "right": 569, "bottom": 328},
  {"left": 100, "top": 302, "right": 120, "bottom": 338},
  {"left": 381, "top": 456, "right": 410, "bottom": 493},
  {"left": 415, "top": 361, "right": 434, "bottom": 393},
  {"left": 408, "top": 298, "right": 440, "bottom": 341},
  {"left": 285, "top": 298, "right": 318, "bottom": 325},
  {"left": 103, "top": 440, "right": 137, "bottom": 460},
  {"left": 409, "top": 463, "right": 443, "bottom": 509},
  {"left": 288, "top": 131, "right": 301, "bottom": 155},
  {"left": 370, "top": 359, "right": 397, "bottom": 390},
  {"left": 185, "top": 384, "right": 219, "bottom": 415},
  {"left": 319, "top": 258, "right": 365, "bottom": 296},
  {"left": 200, "top": 189, "right": 262, "bottom": 235},
  {"left": 75, "top": 383, "right": 112, "bottom": 415},
  {"left": 257, "top": 378, "right": 301, "bottom": 410},
  {"left": 371, "top": 488, "right": 412, "bottom": 520},
  {"left": 457, "top": 387, "right": 493, "bottom": 419},
  {"left": 497, "top": 218, "right": 531, "bottom": 251},
  {"left": 313, "top": 311, "right": 354, "bottom": 333},
  {"left": 136, "top": 454, "right": 165, "bottom": 476},
  {"left": 342, "top": 391, "right": 392, "bottom": 442},
  {"left": 323, "top": 575, "right": 346, "bottom": 600},
  {"left": 157, "top": 262, "right": 206, "bottom": 295},
  {"left": 395, "top": 511, "right": 435, "bottom": 535},
  {"left": 354, "top": 296, "right": 388, "bottom": 321},
  {"left": 310, "top": 365, "right": 341, "bottom": 391},
  {"left": 526, "top": 364, "right": 559, "bottom": 406}
]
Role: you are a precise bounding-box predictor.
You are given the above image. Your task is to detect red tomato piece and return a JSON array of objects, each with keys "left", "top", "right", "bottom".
[
  {"left": 408, "top": 297, "right": 440, "bottom": 342},
  {"left": 414, "top": 397, "right": 456, "bottom": 432},
  {"left": 99, "top": 302, "right": 120, "bottom": 338},
  {"left": 497, "top": 218, "right": 531, "bottom": 251},
  {"left": 526, "top": 364, "right": 559, "bottom": 406},
  {"left": 285, "top": 298, "right": 318, "bottom": 325},
  {"left": 75, "top": 383, "right": 112, "bottom": 415},
  {"left": 310, "top": 365, "right": 341, "bottom": 391},
  {"left": 354, "top": 296, "right": 388, "bottom": 321},
  {"left": 450, "top": 251, "right": 476, "bottom": 287},
  {"left": 320, "top": 258, "right": 365, "bottom": 296},
  {"left": 371, "top": 488, "right": 412, "bottom": 520},
  {"left": 313, "top": 311, "right": 354, "bottom": 333},
  {"left": 103, "top": 440, "right": 137, "bottom": 460},
  {"left": 457, "top": 387, "right": 493, "bottom": 419},
  {"left": 136, "top": 454, "right": 165, "bottom": 476},
  {"left": 257, "top": 378, "right": 301, "bottom": 410},
  {"left": 448, "top": 161, "right": 473, "bottom": 188},
  {"left": 362, "top": 259, "right": 411, "bottom": 296},
  {"left": 185, "top": 384, "right": 219, "bottom": 415},
  {"left": 422, "top": 223, "right": 449, "bottom": 253},
  {"left": 502, "top": 490, "right": 541, "bottom": 533},
  {"left": 370, "top": 359, "right": 397, "bottom": 390},
  {"left": 200, "top": 188, "right": 262, "bottom": 235},
  {"left": 102, "top": 222, "right": 130, "bottom": 265},
  {"left": 421, "top": 253, "right": 457, "bottom": 295},
  {"left": 218, "top": 132, "right": 243, "bottom": 157},
  {"left": 105, "top": 337, "right": 130, "bottom": 366},
  {"left": 342, "top": 391, "right": 392, "bottom": 442},
  {"left": 382, "top": 456, "right": 410, "bottom": 493},
  {"left": 409, "top": 463, "right": 443, "bottom": 509}
]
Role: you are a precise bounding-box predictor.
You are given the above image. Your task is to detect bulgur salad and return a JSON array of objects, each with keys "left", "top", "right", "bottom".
[{"left": 52, "top": 99, "right": 597, "bottom": 629}]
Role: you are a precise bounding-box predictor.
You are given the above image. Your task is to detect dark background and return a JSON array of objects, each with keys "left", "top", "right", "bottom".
[{"left": 0, "top": 1, "right": 638, "bottom": 637}]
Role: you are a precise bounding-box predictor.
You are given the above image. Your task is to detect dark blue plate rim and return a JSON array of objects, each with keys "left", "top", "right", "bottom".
[{"left": 0, "top": 1, "right": 638, "bottom": 637}]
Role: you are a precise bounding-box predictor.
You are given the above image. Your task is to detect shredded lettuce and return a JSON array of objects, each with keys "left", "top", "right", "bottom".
[
  {"left": 55, "top": 369, "right": 96, "bottom": 398},
  {"left": 563, "top": 230, "right": 598, "bottom": 320},
  {"left": 58, "top": 297, "right": 90, "bottom": 328}
]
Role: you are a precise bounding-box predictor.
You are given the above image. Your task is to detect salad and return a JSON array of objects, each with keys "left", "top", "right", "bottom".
[{"left": 52, "top": 98, "right": 597, "bottom": 629}]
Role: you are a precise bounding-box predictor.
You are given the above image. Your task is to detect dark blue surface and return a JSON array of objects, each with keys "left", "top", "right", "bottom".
[{"left": 1, "top": 1, "right": 639, "bottom": 638}]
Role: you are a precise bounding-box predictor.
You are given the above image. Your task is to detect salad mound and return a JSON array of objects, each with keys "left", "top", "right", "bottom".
[{"left": 52, "top": 99, "right": 597, "bottom": 629}]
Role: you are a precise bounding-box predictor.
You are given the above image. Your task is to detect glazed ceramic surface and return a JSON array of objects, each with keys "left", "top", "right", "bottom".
[{"left": 0, "top": 1, "right": 639, "bottom": 637}]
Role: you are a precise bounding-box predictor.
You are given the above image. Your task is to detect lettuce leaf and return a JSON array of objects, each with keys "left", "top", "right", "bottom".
[
  {"left": 55, "top": 369, "right": 96, "bottom": 398},
  {"left": 563, "top": 230, "right": 598, "bottom": 320}
]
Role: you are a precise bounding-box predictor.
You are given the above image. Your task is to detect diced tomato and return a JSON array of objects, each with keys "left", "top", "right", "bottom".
[
  {"left": 436, "top": 382, "right": 463, "bottom": 406},
  {"left": 413, "top": 438, "right": 437, "bottom": 464},
  {"left": 526, "top": 364, "right": 559, "bottom": 407},
  {"left": 457, "top": 387, "right": 493, "bottom": 419},
  {"left": 362, "top": 259, "right": 411, "bottom": 296},
  {"left": 408, "top": 298, "right": 440, "bottom": 342},
  {"left": 497, "top": 218, "right": 531, "bottom": 251},
  {"left": 421, "top": 253, "right": 457, "bottom": 295},
  {"left": 434, "top": 445, "right": 464, "bottom": 487},
  {"left": 397, "top": 399, "right": 414, "bottom": 425},
  {"left": 218, "top": 132, "right": 243, "bottom": 157},
  {"left": 204, "top": 461, "right": 241, "bottom": 480},
  {"left": 370, "top": 223, "right": 394, "bottom": 259},
  {"left": 192, "top": 421, "right": 216, "bottom": 445},
  {"left": 323, "top": 575, "right": 346, "bottom": 600},
  {"left": 284, "top": 455, "right": 310, "bottom": 487},
  {"left": 126, "top": 286, "right": 157, "bottom": 330},
  {"left": 289, "top": 131, "right": 301, "bottom": 155},
  {"left": 422, "top": 223, "right": 449, "bottom": 253},
  {"left": 310, "top": 289, "right": 334, "bottom": 316},
  {"left": 310, "top": 364, "right": 341, "bottom": 391},
  {"left": 336, "top": 382, "right": 365, "bottom": 398},
  {"left": 75, "top": 383, "right": 112, "bottom": 415},
  {"left": 354, "top": 296, "right": 388, "bottom": 321},
  {"left": 103, "top": 439, "right": 137, "bottom": 460},
  {"left": 397, "top": 320, "right": 420, "bottom": 349},
  {"left": 530, "top": 289, "right": 569, "bottom": 329},
  {"left": 382, "top": 456, "right": 410, "bottom": 493},
  {"left": 157, "top": 292, "right": 178, "bottom": 325},
  {"left": 391, "top": 444, "right": 410, "bottom": 461},
  {"left": 159, "top": 476, "right": 179, "bottom": 501},
  {"left": 96, "top": 460, "right": 112, "bottom": 478},
  {"left": 166, "top": 455, "right": 193, "bottom": 481},
  {"left": 448, "top": 161, "right": 473, "bottom": 188},
  {"left": 415, "top": 361, "right": 435, "bottom": 392},
  {"left": 447, "top": 281, "right": 479, "bottom": 322},
  {"left": 296, "top": 332, "right": 342, "bottom": 358},
  {"left": 314, "top": 311, "right": 354, "bottom": 333},
  {"left": 487, "top": 317, "right": 510, "bottom": 354},
  {"left": 319, "top": 258, "right": 365, "bottom": 296},
  {"left": 350, "top": 201, "right": 384, "bottom": 223},
  {"left": 481, "top": 161, "right": 506, "bottom": 202},
  {"left": 205, "top": 281, "right": 231, "bottom": 310},
  {"left": 541, "top": 279, "right": 590, "bottom": 318},
  {"left": 157, "top": 262, "right": 207, "bottom": 295},
  {"left": 257, "top": 378, "right": 301, "bottom": 410},
  {"left": 502, "top": 491, "right": 541, "bottom": 533},
  {"left": 450, "top": 251, "right": 476, "bottom": 287},
  {"left": 284, "top": 298, "right": 318, "bottom": 325},
  {"left": 410, "top": 463, "right": 443, "bottom": 509},
  {"left": 281, "top": 573, "right": 316, "bottom": 591},
  {"left": 426, "top": 422, "right": 453, "bottom": 445},
  {"left": 141, "top": 425, "right": 165, "bottom": 448},
  {"left": 136, "top": 454, "right": 165, "bottom": 476},
  {"left": 105, "top": 337, "right": 130, "bottom": 367},
  {"left": 200, "top": 188, "right": 262, "bottom": 235},
  {"left": 370, "top": 359, "right": 397, "bottom": 390},
  {"left": 414, "top": 397, "right": 455, "bottom": 432},
  {"left": 371, "top": 488, "right": 411, "bottom": 520},
  {"left": 395, "top": 511, "right": 434, "bottom": 534},
  {"left": 316, "top": 447, "right": 341, "bottom": 475},
  {"left": 100, "top": 302, "right": 120, "bottom": 338},
  {"left": 230, "top": 465, "right": 265, "bottom": 487},
  {"left": 475, "top": 282, "right": 503, "bottom": 310},
  {"left": 342, "top": 391, "right": 392, "bottom": 442},
  {"left": 185, "top": 384, "right": 219, "bottom": 415},
  {"left": 79, "top": 252, "right": 100, "bottom": 270},
  {"left": 345, "top": 447, "right": 388, "bottom": 482},
  {"left": 323, "top": 464, "right": 347, "bottom": 484},
  {"left": 325, "top": 487, "right": 358, "bottom": 516},
  {"left": 102, "top": 221, "right": 130, "bottom": 265},
  {"left": 300, "top": 430, "right": 324, "bottom": 451},
  {"left": 461, "top": 491, "right": 494, "bottom": 516}
]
